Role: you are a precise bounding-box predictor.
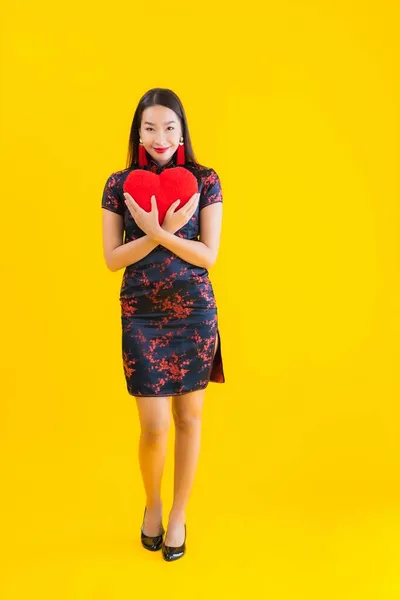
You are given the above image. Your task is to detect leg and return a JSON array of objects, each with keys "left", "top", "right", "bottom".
[
  {"left": 166, "top": 387, "right": 206, "bottom": 546},
  {"left": 163, "top": 333, "right": 218, "bottom": 545},
  {"left": 135, "top": 395, "right": 171, "bottom": 536}
]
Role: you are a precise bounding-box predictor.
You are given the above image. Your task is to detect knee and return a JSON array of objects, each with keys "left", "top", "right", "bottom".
[
  {"left": 141, "top": 419, "right": 171, "bottom": 443},
  {"left": 172, "top": 409, "right": 202, "bottom": 430}
]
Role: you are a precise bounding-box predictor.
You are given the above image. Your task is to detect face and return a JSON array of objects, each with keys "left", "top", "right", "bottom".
[{"left": 139, "top": 105, "right": 182, "bottom": 166}]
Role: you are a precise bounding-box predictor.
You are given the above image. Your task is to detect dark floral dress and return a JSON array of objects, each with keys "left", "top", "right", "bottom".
[{"left": 101, "top": 153, "right": 225, "bottom": 397}]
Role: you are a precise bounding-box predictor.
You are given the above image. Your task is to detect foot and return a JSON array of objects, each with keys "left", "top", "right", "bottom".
[
  {"left": 142, "top": 503, "right": 164, "bottom": 537},
  {"left": 164, "top": 511, "right": 186, "bottom": 547}
]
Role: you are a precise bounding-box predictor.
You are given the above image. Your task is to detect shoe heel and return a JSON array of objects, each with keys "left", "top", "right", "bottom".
[
  {"left": 162, "top": 523, "right": 186, "bottom": 562},
  {"left": 141, "top": 506, "right": 165, "bottom": 552}
]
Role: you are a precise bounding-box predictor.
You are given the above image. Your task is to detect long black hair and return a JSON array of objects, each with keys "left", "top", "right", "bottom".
[{"left": 126, "top": 88, "right": 198, "bottom": 168}]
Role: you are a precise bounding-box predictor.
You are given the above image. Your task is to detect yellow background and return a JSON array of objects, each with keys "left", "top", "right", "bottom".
[{"left": 1, "top": 0, "right": 399, "bottom": 597}]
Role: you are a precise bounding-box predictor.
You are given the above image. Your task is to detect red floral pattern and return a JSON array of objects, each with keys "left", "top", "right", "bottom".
[{"left": 102, "top": 154, "right": 225, "bottom": 396}]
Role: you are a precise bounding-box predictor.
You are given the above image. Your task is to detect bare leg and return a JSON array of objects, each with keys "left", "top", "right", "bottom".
[
  {"left": 165, "top": 334, "right": 218, "bottom": 546},
  {"left": 166, "top": 388, "right": 205, "bottom": 545},
  {"left": 135, "top": 395, "right": 171, "bottom": 536}
]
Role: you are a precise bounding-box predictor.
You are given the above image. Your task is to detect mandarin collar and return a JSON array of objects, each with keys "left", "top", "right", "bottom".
[{"left": 147, "top": 152, "right": 177, "bottom": 173}]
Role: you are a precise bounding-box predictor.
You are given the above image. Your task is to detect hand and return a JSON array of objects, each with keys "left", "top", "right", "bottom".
[
  {"left": 123, "top": 193, "right": 163, "bottom": 240},
  {"left": 162, "top": 192, "right": 200, "bottom": 234}
]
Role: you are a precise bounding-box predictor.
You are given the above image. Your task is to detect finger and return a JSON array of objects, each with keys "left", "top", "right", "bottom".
[
  {"left": 191, "top": 195, "right": 200, "bottom": 211},
  {"left": 165, "top": 200, "right": 180, "bottom": 217},
  {"left": 151, "top": 195, "right": 159, "bottom": 213},
  {"left": 186, "top": 193, "right": 200, "bottom": 210},
  {"left": 183, "top": 196, "right": 195, "bottom": 211},
  {"left": 188, "top": 194, "right": 200, "bottom": 206},
  {"left": 167, "top": 200, "right": 181, "bottom": 214},
  {"left": 124, "top": 202, "right": 136, "bottom": 216},
  {"left": 123, "top": 192, "right": 137, "bottom": 211}
]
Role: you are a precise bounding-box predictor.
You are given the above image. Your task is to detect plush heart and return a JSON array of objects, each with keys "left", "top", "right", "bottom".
[{"left": 123, "top": 167, "right": 199, "bottom": 225}]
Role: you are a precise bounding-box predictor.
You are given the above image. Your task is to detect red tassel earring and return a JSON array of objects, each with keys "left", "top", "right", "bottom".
[
  {"left": 176, "top": 136, "right": 185, "bottom": 165},
  {"left": 138, "top": 138, "right": 149, "bottom": 167}
]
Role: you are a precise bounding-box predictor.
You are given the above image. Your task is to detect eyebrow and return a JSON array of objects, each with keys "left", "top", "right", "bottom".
[{"left": 144, "top": 120, "right": 177, "bottom": 125}]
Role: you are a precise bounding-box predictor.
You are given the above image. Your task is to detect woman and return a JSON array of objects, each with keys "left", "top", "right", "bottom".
[{"left": 101, "top": 88, "right": 225, "bottom": 561}]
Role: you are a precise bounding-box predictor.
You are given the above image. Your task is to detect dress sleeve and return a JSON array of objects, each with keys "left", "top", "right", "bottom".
[
  {"left": 101, "top": 172, "right": 125, "bottom": 215},
  {"left": 199, "top": 168, "right": 223, "bottom": 211}
]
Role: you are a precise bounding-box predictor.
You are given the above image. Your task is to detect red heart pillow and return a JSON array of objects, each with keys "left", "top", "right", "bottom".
[{"left": 123, "top": 167, "right": 199, "bottom": 225}]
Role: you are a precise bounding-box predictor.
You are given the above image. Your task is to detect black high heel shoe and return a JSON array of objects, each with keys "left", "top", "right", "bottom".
[
  {"left": 162, "top": 523, "right": 186, "bottom": 562},
  {"left": 141, "top": 507, "right": 165, "bottom": 552}
]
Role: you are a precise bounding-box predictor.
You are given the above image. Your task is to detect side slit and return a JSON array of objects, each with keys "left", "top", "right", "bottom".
[{"left": 210, "top": 329, "right": 225, "bottom": 383}]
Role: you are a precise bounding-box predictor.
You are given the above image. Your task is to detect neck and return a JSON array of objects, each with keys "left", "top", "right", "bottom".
[{"left": 149, "top": 154, "right": 175, "bottom": 168}]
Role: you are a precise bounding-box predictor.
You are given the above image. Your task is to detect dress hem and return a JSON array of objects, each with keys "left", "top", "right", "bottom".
[
  {"left": 127, "top": 380, "right": 224, "bottom": 398},
  {"left": 126, "top": 327, "right": 225, "bottom": 397}
]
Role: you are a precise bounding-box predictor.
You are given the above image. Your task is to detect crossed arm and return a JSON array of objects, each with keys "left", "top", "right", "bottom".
[{"left": 102, "top": 202, "right": 223, "bottom": 272}]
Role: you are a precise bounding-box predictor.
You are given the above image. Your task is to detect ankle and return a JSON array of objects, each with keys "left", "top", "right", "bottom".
[
  {"left": 146, "top": 500, "right": 163, "bottom": 511},
  {"left": 168, "top": 507, "right": 186, "bottom": 521}
]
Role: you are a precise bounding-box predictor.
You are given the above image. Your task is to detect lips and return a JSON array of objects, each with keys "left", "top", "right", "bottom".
[{"left": 154, "top": 147, "right": 171, "bottom": 153}]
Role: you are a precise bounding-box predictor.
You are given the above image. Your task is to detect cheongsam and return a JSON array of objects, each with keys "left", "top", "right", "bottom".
[{"left": 101, "top": 153, "right": 225, "bottom": 397}]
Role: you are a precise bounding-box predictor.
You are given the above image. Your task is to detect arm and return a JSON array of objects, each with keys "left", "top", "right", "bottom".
[
  {"left": 101, "top": 168, "right": 223, "bottom": 271},
  {"left": 153, "top": 202, "right": 223, "bottom": 270},
  {"left": 102, "top": 209, "right": 158, "bottom": 272},
  {"left": 102, "top": 204, "right": 223, "bottom": 272},
  {"left": 109, "top": 236, "right": 159, "bottom": 272},
  {"left": 102, "top": 174, "right": 158, "bottom": 272}
]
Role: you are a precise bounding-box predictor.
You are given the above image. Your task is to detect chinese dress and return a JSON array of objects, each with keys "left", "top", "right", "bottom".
[{"left": 101, "top": 153, "right": 225, "bottom": 397}]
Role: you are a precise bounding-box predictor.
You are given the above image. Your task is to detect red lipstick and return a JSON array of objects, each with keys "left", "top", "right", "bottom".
[{"left": 154, "top": 147, "right": 171, "bottom": 154}]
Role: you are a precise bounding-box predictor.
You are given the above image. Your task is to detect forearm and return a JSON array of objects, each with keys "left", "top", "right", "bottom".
[
  {"left": 108, "top": 228, "right": 215, "bottom": 272},
  {"left": 108, "top": 235, "right": 158, "bottom": 271},
  {"left": 153, "top": 230, "right": 215, "bottom": 269}
]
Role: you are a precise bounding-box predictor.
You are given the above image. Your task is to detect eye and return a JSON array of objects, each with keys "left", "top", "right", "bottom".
[{"left": 145, "top": 126, "right": 175, "bottom": 131}]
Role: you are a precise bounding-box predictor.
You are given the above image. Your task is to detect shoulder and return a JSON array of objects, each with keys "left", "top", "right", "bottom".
[
  {"left": 185, "top": 163, "right": 223, "bottom": 209},
  {"left": 183, "top": 162, "right": 221, "bottom": 184},
  {"left": 104, "top": 166, "right": 138, "bottom": 188},
  {"left": 102, "top": 167, "right": 139, "bottom": 215},
  {"left": 184, "top": 160, "right": 216, "bottom": 175}
]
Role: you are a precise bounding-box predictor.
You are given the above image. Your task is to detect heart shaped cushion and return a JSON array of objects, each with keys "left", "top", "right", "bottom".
[{"left": 123, "top": 167, "right": 199, "bottom": 225}]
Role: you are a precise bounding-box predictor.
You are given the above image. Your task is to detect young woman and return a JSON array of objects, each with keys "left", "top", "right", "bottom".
[{"left": 101, "top": 88, "right": 225, "bottom": 561}]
